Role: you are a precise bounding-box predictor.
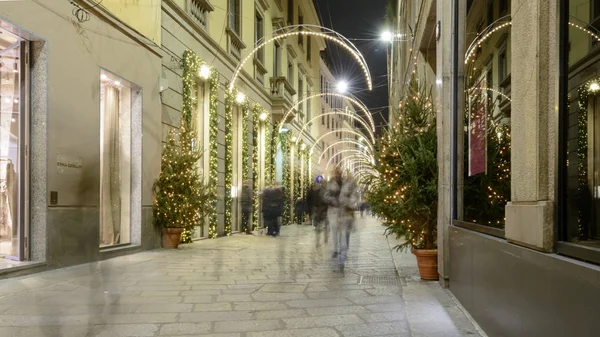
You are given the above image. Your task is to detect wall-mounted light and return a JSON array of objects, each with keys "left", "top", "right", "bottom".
[
  {"left": 291, "top": 136, "right": 297, "bottom": 142},
  {"left": 114, "top": 81, "right": 121, "bottom": 86},
  {"left": 101, "top": 74, "right": 108, "bottom": 81},
  {"left": 590, "top": 82, "right": 600, "bottom": 92},
  {"left": 280, "top": 127, "right": 289, "bottom": 133},
  {"left": 199, "top": 64, "right": 211, "bottom": 79},
  {"left": 236, "top": 92, "right": 246, "bottom": 104},
  {"left": 301, "top": 144, "right": 307, "bottom": 150},
  {"left": 259, "top": 112, "right": 268, "bottom": 121}
]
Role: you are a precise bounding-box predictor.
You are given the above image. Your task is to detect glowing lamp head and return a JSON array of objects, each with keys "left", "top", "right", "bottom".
[
  {"left": 235, "top": 92, "right": 246, "bottom": 104},
  {"left": 199, "top": 64, "right": 211, "bottom": 79},
  {"left": 381, "top": 30, "right": 393, "bottom": 42},
  {"left": 336, "top": 80, "right": 348, "bottom": 93},
  {"left": 590, "top": 82, "right": 600, "bottom": 92},
  {"left": 259, "top": 112, "right": 268, "bottom": 121},
  {"left": 301, "top": 144, "right": 307, "bottom": 150},
  {"left": 291, "top": 136, "right": 298, "bottom": 142}
]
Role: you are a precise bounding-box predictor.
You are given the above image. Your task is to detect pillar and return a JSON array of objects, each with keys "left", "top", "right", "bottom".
[{"left": 504, "top": 0, "right": 557, "bottom": 252}]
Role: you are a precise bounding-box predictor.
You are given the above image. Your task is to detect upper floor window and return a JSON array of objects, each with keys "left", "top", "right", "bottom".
[
  {"left": 298, "top": 9, "right": 304, "bottom": 46},
  {"left": 487, "top": 0, "right": 494, "bottom": 26},
  {"left": 307, "top": 37, "right": 312, "bottom": 62},
  {"left": 287, "top": 59, "right": 294, "bottom": 84},
  {"left": 255, "top": 11, "right": 264, "bottom": 63},
  {"left": 287, "top": 0, "right": 293, "bottom": 25},
  {"left": 229, "top": 0, "right": 241, "bottom": 35},
  {"left": 273, "top": 42, "right": 281, "bottom": 76}
]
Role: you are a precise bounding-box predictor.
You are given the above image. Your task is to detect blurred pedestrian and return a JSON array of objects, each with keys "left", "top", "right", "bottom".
[
  {"left": 324, "top": 168, "right": 358, "bottom": 270},
  {"left": 294, "top": 197, "right": 304, "bottom": 225},
  {"left": 262, "top": 184, "right": 284, "bottom": 237},
  {"left": 306, "top": 180, "right": 328, "bottom": 246},
  {"left": 241, "top": 181, "right": 252, "bottom": 234}
]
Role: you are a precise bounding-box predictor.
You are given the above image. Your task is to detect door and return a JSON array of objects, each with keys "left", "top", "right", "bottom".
[
  {"left": 0, "top": 39, "right": 29, "bottom": 261},
  {"left": 232, "top": 105, "right": 242, "bottom": 232}
]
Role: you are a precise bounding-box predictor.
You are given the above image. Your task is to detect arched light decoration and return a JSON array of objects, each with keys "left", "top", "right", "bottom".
[
  {"left": 295, "top": 110, "right": 376, "bottom": 147},
  {"left": 342, "top": 157, "right": 375, "bottom": 173},
  {"left": 229, "top": 24, "right": 372, "bottom": 93},
  {"left": 280, "top": 93, "right": 375, "bottom": 133},
  {"left": 465, "top": 16, "right": 511, "bottom": 65},
  {"left": 466, "top": 87, "right": 511, "bottom": 102},
  {"left": 318, "top": 139, "right": 374, "bottom": 164},
  {"left": 325, "top": 149, "right": 374, "bottom": 172},
  {"left": 569, "top": 21, "right": 600, "bottom": 44},
  {"left": 310, "top": 129, "right": 375, "bottom": 155}
]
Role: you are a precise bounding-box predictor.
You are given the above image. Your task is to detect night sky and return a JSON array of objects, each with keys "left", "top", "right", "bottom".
[{"left": 313, "top": 0, "right": 390, "bottom": 133}]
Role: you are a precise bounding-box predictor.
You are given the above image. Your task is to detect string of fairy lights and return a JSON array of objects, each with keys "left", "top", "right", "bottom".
[
  {"left": 224, "top": 89, "right": 234, "bottom": 236},
  {"left": 181, "top": 50, "right": 219, "bottom": 240},
  {"left": 252, "top": 105, "right": 261, "bottom": 231}
]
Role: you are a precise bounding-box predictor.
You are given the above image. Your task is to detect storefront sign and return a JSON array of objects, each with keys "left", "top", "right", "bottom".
[
  {"left": 57, "top": 154, "right": 83, "bottom": 175},
  {"left": 469, "top": 88, "right": 487, "bottom": 176}
]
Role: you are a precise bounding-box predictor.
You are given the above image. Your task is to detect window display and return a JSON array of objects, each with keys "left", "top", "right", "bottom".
[{"left": 99, "top": 70, "right": 132, "bottom": 247}]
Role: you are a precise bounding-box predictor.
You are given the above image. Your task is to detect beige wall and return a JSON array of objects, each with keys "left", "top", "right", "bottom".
[{"left": 102, "top": 0, "right": 162, "bottom": 45}]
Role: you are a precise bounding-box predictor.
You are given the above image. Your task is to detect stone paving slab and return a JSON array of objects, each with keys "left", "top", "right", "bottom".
[{"left": 0, "top": 217, "right": 483, "bottom": 336}]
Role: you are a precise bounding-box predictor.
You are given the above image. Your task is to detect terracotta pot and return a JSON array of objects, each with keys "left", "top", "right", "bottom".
[
  {"left": 412, "top": 248, "right": 439, "bottom": 281},
  {"left": 161, "top": 228, "right": 184, "bottom": 249}
]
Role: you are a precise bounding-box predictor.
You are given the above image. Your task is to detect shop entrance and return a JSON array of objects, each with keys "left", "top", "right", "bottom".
[{"left": 0, "top": 28, "right": 29, "bottom": 263}]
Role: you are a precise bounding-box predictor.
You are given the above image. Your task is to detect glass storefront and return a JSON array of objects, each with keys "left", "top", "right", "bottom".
[
  {"left": 561, "top": 0, "right": 600, "bottom": 254},
  {"left": 192, "top": 80, "right": 209, "bottom": 239},
  {"left": 99, "top": 70, "right": 132, "bottom": 248},
  {"left": 0, "top": 29, "right": 27, "bottom": 262},
  {"left": 460, "top": 0, "right": 512, "bottom": 231}
]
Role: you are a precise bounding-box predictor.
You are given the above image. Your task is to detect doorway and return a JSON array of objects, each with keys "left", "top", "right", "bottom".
[{"left": 231, "top": 105, "right": 242, "bottom": 233}]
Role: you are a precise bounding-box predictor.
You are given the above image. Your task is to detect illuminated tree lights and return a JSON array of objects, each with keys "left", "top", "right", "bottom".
[
  {"left": 161, "top": 50, "right": 217, "bottom": 242},
  {"left": 251, "top": 105, "right": 261, "bottom": 230},
  {"left": 281, "top": 132, "right": 292, "bottom": 226},
  {"left": 364, "top": 75, "right": 437, "bottom": 251}
]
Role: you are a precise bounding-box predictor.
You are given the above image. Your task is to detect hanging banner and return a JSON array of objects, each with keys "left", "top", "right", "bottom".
[{"left": 468, "top": 80, "right": 487, "bottom": 176}]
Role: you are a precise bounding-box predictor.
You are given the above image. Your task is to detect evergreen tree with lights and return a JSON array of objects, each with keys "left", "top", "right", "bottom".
[
  {"left": 153, "top": 123, "right": 212, "bottom": 244},
  {"left": 365, "top": 75, "right": 438, "bottom": 251}
]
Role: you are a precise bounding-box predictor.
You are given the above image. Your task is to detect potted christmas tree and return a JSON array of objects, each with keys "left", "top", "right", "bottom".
[
  {"left": 153, "top": 123, "right": 211, "bottom": 248},
  {"left": 366, "top": 75, "right": 439, "bottom": 280}
]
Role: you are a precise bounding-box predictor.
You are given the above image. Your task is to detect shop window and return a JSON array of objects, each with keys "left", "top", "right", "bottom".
[
  {"left": 0, "top": 35, "right": 28, "bottom": 261},
  {"left": 457, "top": 0, "right": 512, "bottom": 234},
  {"left": 560, "top": 0, "right": 600, "bottom": 263},
  {"left": 99, "top": 70, "right": 133, "bottom": 247}
]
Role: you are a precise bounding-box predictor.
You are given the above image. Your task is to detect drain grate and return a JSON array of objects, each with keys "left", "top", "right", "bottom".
[{"left": 358, "top": 275, "right": 406, "bottom": 286}]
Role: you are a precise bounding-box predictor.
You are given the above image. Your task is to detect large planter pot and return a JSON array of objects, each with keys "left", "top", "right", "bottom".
[
  {"left": 412, "top": 248, "right": 439, "bottom": 281},
  {"left": 161, "top": 228, "right": 184, "bottom": 249}
]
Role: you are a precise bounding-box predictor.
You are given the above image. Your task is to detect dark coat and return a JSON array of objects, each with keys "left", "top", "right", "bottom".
[{"left": 262, "top": 187, "right": 284, "bottom": 218}]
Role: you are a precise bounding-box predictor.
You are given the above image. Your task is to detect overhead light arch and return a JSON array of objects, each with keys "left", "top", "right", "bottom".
[
  {"left": 325, "top": 149, "right": 374, "bottom": 172},
  {"left": 309, "top": 129, "right": 374, "bottom": 155},
  {"left": 318, "top": 139, "right": 373, "bottom": 164},
  {"left": 230, "top": 24, "right": 372, "bottom": 92},
  {"left": 279, "top": 93, "right": 375, "bottom": 134},
  {"left": 295, "top": 110, "right": 376, "bottom": 147}
]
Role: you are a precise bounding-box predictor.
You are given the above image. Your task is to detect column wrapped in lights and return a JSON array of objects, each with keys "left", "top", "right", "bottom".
[
  {"left": 280, "top": 132, "right": 292, "bottom": 226},
  {"left": 224, "top": 89, "right": 234, "bottom": 236},
  {"left": 265, "top": 120, "right": 274, "bottom": 184},
  {"left": 251, "top": 104, "right": 262, "bottom": 230},
  {"left": 180, "top": 50, "right": 219, "bottom": 240}
]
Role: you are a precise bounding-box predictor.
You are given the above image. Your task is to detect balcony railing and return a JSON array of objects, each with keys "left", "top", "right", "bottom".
[
  {"left": 185, "top": 0, "right": 214, "bottom": 31},
  {"left": 270, "top": 76, "right": 296, "bottom": 102}
]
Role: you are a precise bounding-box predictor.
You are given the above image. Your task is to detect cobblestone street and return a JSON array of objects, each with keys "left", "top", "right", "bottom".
[{"left": 0, "top": 217, "right": 481, "bottom": 336}]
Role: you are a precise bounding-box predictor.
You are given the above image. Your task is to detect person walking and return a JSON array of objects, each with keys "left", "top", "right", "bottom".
[
  {"left": 261, "top": 184, "right": 284, "bottom": 237},
  {"left": 241, "top": 181, "right": 252, "bottom": 234},
  {"left": 323, "top": 169, "right": 358, "bottom": 270},
  {"left": 306, "top": 180, "right": 328, "bottom": 246}
]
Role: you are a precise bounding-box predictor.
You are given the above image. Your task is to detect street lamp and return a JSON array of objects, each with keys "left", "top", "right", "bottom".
[
  {"left": 381, "top": 30, "right": 393, "bottom": 43},
  {"left": 235, "top": 92, "right": 246, "bottom": 104},
  {"left": 336, "top": 80, "right": 348, "bottom": 93}
]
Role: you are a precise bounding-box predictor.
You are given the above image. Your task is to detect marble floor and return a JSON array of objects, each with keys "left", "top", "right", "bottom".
[{"left": 0, "top": 217, "right": 483, "bottom": 337}]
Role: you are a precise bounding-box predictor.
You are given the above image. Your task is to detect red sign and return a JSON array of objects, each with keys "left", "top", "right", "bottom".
[{"left": 469, "top": 83, "right": 487, "bottom": 176}]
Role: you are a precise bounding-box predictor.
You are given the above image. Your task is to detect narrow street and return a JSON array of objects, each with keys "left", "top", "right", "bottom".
[{"left": 0, "top": 217, "right": 480, "bottom": 337}]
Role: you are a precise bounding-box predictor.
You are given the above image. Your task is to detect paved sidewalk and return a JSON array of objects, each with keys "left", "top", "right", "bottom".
[{"left": 0, "top": 217, "right": 482, "bottom": 337}]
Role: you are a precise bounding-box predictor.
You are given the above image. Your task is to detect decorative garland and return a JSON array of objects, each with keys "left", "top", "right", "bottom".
[
  {"left": 251, "top": 104, "right": 262, "bottom": 230},
  {"left": 181, "top": 50, "right": 219, "bottom": 240},
  {"left": 224, "top": 90, "right": 234, "bottom": 236},
  {"left": 281, "top": 132, "right": 292, "bottom": 226},
  {"left": 265, "top": 120, "right": 274, "bottom": 184}
]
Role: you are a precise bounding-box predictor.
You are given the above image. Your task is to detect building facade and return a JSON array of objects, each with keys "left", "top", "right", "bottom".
[
  {"left": 0, "top": 0, "right": 346, "bottom": 278},
  {"left": 0, "top": 0, "right": 163, "bottom": 275},
  {"left": 389, "top": 0, "right": 600, "bottom": 336}
]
